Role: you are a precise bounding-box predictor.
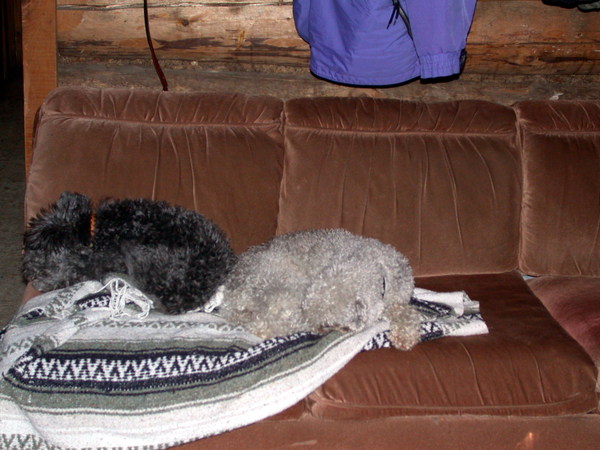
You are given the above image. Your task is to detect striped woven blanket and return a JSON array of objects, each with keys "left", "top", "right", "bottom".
[{"left": 0, "top": 277, "right": 487, "bottom": 449}]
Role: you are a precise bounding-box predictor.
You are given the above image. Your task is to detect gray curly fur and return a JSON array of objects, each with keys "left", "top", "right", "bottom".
[
  {"left": 22, "top": 191, "right": 236, "bottom": 314},
  {"left": 217, "top": 229, "right": 420, "bottom": 350}
]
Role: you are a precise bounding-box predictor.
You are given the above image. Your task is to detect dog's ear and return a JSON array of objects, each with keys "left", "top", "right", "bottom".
[
  {"left": 22, "top": 191, "right": 95, "bottom": 290},
  {"left": 24, "top": 192, "right": 93, "bottom": 251}
]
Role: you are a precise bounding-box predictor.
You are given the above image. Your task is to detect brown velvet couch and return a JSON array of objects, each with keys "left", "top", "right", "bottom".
[{"left": 22, "top": 87, "right": 600, "bottom": 449}]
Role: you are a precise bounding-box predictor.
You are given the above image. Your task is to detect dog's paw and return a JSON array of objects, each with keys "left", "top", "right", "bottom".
[
  {"left": 388, "top": 325, "right": 420, "bottom": 351},
  {"left": 385, "top": 303, "right": 421, "bottom": 351}
]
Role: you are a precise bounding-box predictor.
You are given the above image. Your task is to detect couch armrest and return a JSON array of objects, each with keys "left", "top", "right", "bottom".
[
  {"left": 515, "top": 100, "right": 600, "bottom": 277},
  {"left": 528, "top": 275, "right": 600, "bottom": 399},
  {"left": 20, "top": 283, "right": 42, "bottom": 305}
]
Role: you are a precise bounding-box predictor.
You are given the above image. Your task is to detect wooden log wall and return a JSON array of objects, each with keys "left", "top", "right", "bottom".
[
  {"left": 21, "top": 0, "right": 600, "bottom": 171},
  {"left": 56, "top": 0, "right": 599, "bottom": 75},
  {"left": 57, "top": 0, "right": 305, "bottom": 72}
]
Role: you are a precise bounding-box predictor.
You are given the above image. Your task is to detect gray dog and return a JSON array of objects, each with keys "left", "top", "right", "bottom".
[{"left": 214, "top": 229, "right": 420, "bottom": 350}]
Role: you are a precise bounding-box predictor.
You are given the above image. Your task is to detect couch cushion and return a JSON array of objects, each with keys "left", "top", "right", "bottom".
[
  {"left": 515, "top": 100, "right": 600, "bottom": 277},
  {"left": 174, "top": 416, "right": 600, "bottom": 450},
  {"left": 528, "top": 276, "right": 600, "bottom": 370},
  {"left": 278, "top": 97, "right": 520, "bottom": 276},
  {"left": 26, "top": 87, "right": 285, "bottom": 253},
  {"left": 308, "top": 272, "right": 598, "bottom": 418}
]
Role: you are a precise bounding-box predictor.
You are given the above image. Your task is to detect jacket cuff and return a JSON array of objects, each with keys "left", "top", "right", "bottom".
[{"left": 419, "top": 51, "right": 463, "bottom": 79}]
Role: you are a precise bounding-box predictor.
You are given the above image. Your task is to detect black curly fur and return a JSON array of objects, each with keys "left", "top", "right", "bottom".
[
  {"left": 22, "top": 192, "right": 94, "bottom": 291},
  {"left": 22, "top": 192, "right": 236, "bottom": 314}
]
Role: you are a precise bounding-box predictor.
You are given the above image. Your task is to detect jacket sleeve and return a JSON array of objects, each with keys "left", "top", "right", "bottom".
[{"left": 402, "top": 0, "right": 477, "bottom": 79}]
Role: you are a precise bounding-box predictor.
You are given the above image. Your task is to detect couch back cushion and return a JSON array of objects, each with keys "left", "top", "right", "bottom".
[
  {"left": 278, "top": 98, "right": 520, "bottom": 277},
  {"left": 26, "top": 87, "right": 284, "bottom": 253},
  {"left": 515, "top": 100, "right": 600, "bottom": 277}
]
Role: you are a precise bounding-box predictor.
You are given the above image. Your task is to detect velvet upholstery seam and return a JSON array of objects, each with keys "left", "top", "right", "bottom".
[
  {"left": 285, "top": 124, "right": 516, "bottom": 136},
  {"left": 40, "top": 113, "right": 282, "bottom": 127}
]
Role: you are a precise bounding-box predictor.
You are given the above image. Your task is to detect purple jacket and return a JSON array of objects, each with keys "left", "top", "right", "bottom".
[{"left": 293, "top": 0, "right": 477, "bottom": 86}]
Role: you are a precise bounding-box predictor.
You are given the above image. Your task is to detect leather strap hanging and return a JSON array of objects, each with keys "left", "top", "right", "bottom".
[{"left": 143, "top": 0, "right": 169, "bottom": 91}]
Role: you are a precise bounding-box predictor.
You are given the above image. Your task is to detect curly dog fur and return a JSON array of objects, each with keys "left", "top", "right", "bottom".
[
  {"left": 216, "top": 229, "right": 420, "bottom": 350},
  {"left": 22, "top": 191, "right": 236, "bottom": 313}
]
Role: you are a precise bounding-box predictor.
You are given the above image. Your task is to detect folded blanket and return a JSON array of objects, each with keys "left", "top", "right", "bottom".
[
  {"left": 412, "top": 287, "right": 488, "bottom": 340},
  {"left": 364, "top": 287, "right": 488, "bottom": 350},
  {"left": 0, "top": 277, "right": 488, "bottom": 449},
  {"left": 0, "top": 278, "right": 385, "bottom": 449}
]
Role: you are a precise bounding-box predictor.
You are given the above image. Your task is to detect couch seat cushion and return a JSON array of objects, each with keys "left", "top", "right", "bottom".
[{"left": 308, "top": 272, "right": 598, "bottom": 418}]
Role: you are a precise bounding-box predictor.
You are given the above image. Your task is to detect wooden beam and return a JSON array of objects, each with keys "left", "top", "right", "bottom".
[
  {"left": 22, "top": 0, "right": 58, "bottom": 175},
  {"left": 57, "top": 1, "right": 305, "bottom": 71},
  {"left": 58, "top": 62, "right": 600, "bottom": 105}
]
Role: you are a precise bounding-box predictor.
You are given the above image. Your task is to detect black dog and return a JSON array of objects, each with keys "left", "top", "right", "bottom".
[{"left": 22, "top": 192, "right": 236, "bottom": 313}]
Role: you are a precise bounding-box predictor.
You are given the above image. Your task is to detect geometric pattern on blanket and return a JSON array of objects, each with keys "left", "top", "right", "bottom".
[
  {"left": 0, "top": 281, "right": 389, "bottom": 449},
  {"left": 0, "top": 279, "right": 487, "bottom": 449}
]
